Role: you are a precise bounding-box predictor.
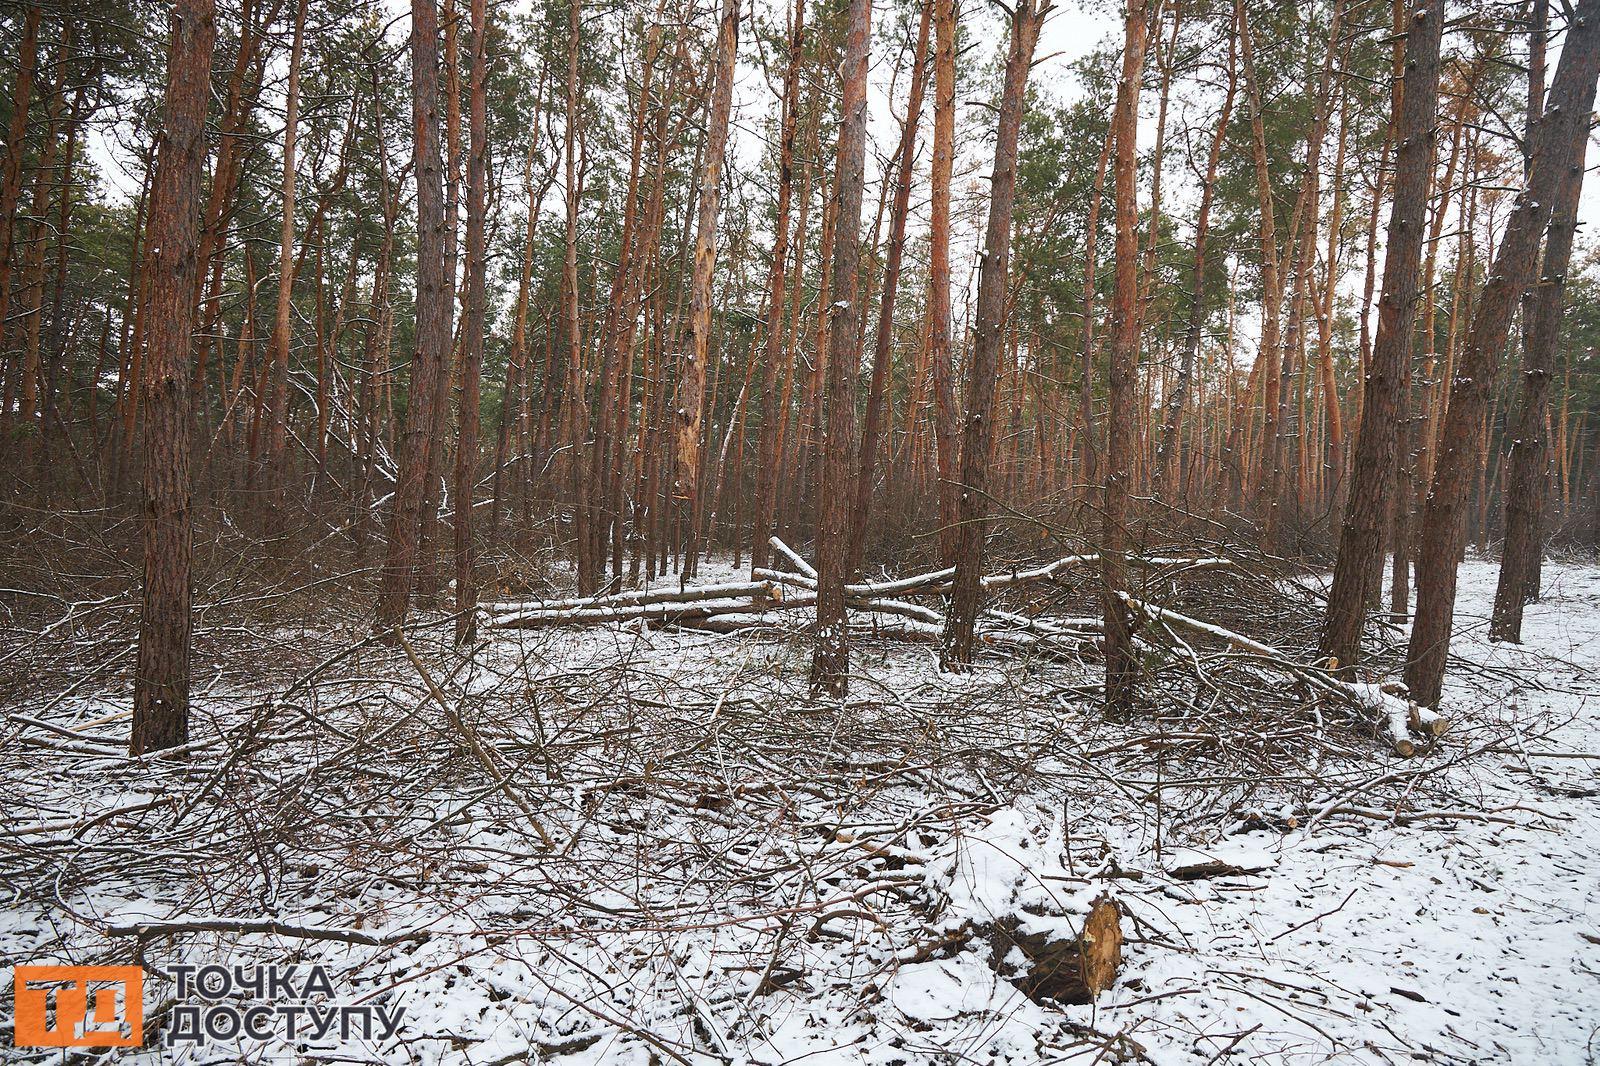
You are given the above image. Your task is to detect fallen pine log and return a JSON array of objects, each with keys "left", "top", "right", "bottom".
[
  {"left": 761, "top": 537, "right": 1234, "bottom": 599},
  {"left": 981, "top": 552, "right": 1235, "bottom": 590},
  {"left": 689, "top": 609, "right": 1098, "bottom": 660},
  {"left": 753, "top": 566, "right": 955, "bottom": 600},
  {"left": 488, "top": 536, "right": 1235, "bottom": 631},
  {"left": 490, "top": 588, "right": 942, "bottom": 630},
  {"left": 487, "top": 579, "right": 779, "bottom": 621},
  {"left": 492, "top": 597, "right": 774, "bottom": 628},
  {"left": 687, "top": 610, "right": 935, "bottom": 640},
  {"left": 753, "top": 564, "right": 1231, "bottom": 606}
]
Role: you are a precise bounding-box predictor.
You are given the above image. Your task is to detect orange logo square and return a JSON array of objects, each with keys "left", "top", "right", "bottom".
[{"left": 13, "top": 966, "right": 143, "bottom": 1048}]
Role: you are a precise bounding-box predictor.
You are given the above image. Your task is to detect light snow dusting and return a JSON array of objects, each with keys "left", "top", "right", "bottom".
[{"left": 2, "top": 558, "right": 1598, "bottom": 1064}]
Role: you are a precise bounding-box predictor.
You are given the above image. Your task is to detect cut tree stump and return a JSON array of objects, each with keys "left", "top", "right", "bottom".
[{"left": 985, "top": 893, "right": 1123, "bottom": 1005}]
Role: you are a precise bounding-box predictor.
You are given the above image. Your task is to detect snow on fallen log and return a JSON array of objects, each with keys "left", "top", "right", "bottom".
[
  {"left": 492, "top": 591, "right": 941, "bottom": 629},
  {"left": 768, "top": 535, "right": 817, "bottom": 578},
  {"left": 492, "top": 596, "right": 776, "bottom": 628},
  {"left": 691, "top": 611, "right": 940, "bottom": 641},
  {"left": 487, "top": 579, "right": 780, "bottom": 622},
  {"left": 752, "top": 566, "right": 956, "bottom": 599},
  {"left": 757, "top": 539, "right": 1234, "bottom": 599},
  {"left": 488, "top": 539, "right": 1197, "bottom": 656}
]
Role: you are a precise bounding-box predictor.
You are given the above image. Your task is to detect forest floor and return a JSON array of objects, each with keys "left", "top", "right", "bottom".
[{"left": 2, "top": 554, "right": 1599, "bottom": 1065}]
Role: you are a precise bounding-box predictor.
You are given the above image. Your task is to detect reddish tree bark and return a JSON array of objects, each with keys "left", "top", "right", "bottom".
[
  {"left": 926, "top": 0, "right": 958, "bottom": 564},
  {"left": 809, "top": 0, "right": 872, "bottom": 696},
  {"left": 15, "top": 27, "right": 71, "bottom": 436},
  {"left": 490, "top": 116, "right": 549, "bottom": 534},
  {"left": 131, "top": 0, "right": 217, "bottom": 755},
  {"left": 354, "top": 62, "right": 398, "bottom": 550},
  {"left": 1259, "top": 0, "right": 1343, "bottom": 545},
  {"left": 0, "top": 5, "right": 41, "bottom": 427},
  {"left": 416, "top": 0, "right": 466, "bottom": 603},
  {"left": 1232, "top": 0, "right": 1284, "bottom": 519},
  {"left": 589, "top": 12, "right": 665, "bottom": 589},
  {"left": 938, "top": 0, "right": 1049, "bottom": 670},
  {"left": 1075, "top": 127, "right": 1112, "bottom": 499},
  {"left": 558, "top": 0, "right": 591, "bottom": 590},
  {"left": 750, "top": 0, "right": 807, "bottom": 577},
  {"left": 1154, "top": 29, "right": 1235, "bottom": 497},
  {"left": 191, "top": 0, "right": 277, "bottom": 422},
  {"left": 1315, "top": 81, "right": 1352, "bottom": 509},
  {"left": 675, "top": 0, "right": 741, "bottom": 584},
  {"left": 261, "top": 0, "right": 307, "bottom": 508}
]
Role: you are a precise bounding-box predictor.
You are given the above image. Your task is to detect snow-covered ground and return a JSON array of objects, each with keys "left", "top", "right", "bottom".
[
  {"left": 2, "top": 559, "right": 1597, "bottom": 1064},
  {"left": 996, "top": 560, "right": 1600, "bottom": 1064}
]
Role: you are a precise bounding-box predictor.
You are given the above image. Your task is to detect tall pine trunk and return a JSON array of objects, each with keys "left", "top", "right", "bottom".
[
  {"left": 847, "top": 0, "right": 930, "bottom": 576},
  {"left": 809, "top": 0, "right": 871, "bottom": 696},
  {"left": 1319, "top": 0, "right": 1443, "bottom": 675},
  {"left": 375, "top": 0, "right": 453, "bottom": 635},
  {"left": 938, "top": 0, "right": 1049, "bottom": 670},
  {"left": 132, "top": 0, "right": 216, "bottom": 754},
  {"left": 261, "top": 0, "right": 307, "bottom": 513},
  {"left": 1405, "top": 0, "right": 1600, "bottom": 705},
  {"left": 1489, "top": 14, "right": 1585, "bottom": 642},
  {"left": 750, "top": 0, "right": 807, "bottom": 576},
  {"left": 1098, "top": 0, "right": 1148, "bottom": 711},
  {"left": 0, "top": 6, "right": 41, "bottom": 433},
  {"left": 453, "top": 0, "right": 489, "bottom": 643},
  {"left": 675, "top": 0, "right": 740, "bottom": 583},
  {"left": 1154, "top": 31, "right": 1235, "bottom": 497},
  {"left": 926, "top": 0, "right": 958, "bottom": 564},
  {"left": 1233, "top": 0, "right": 1284, "bottom": 523},
  {"left": 418, "top": 0, "right": 465, "bottom": 603}
]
